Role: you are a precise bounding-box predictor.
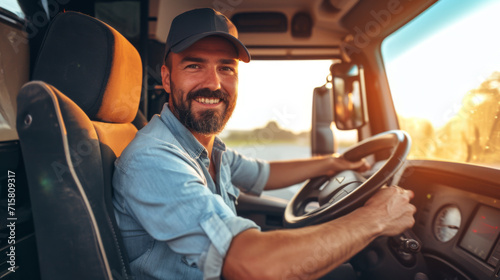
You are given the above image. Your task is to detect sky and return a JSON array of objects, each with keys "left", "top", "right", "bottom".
[
  {"left": 383, "top": 0, "right": 500, "bottom": 128},
  {"left": 225, "top": 60, "right": 333, "bottom": 133}
]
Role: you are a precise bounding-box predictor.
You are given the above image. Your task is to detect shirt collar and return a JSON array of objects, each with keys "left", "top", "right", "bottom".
[
  {"left": 160, "top": 104, "right": 205, "bottom": 159},
  {"left": 160, "top": 104, "right": 227, "bottom": 158},
  {"left": 213, "top": 137, "right": 227, "bottom": 153}
]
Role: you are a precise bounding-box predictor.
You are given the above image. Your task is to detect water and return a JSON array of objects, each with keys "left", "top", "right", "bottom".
[{"left": 231, "top": 144, "right": 311, "bottom": 161}]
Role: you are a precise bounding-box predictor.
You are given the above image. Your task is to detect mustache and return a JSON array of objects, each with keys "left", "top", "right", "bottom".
[{"left": 186, "top": 88, "right": 229, "bottom": 102}]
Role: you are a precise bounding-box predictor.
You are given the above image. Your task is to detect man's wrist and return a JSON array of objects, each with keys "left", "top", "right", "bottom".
[
  {"left": 351, "top": 206, "right": 385, "bottom": 238},
  {"left": 325, "top": 154, "right": 342, "bottom": 177}
]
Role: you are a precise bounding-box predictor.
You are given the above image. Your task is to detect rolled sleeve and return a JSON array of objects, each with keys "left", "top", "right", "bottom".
[
  {"left": 247, "top": 160, "right": 270, "bottom": 195},
  {"left": 199, "top": 214, "right": 258, "bottom": 279},
  {"left": 225, "top": 148, "right": 270, "bottom": 196}
]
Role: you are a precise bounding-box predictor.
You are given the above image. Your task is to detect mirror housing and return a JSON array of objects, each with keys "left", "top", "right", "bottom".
[
  {"left": 331, "top": 63, "right": 368, "bottom": 130},
  {"left": 311, "top": 85, "right": 335, "bottom": 156}
]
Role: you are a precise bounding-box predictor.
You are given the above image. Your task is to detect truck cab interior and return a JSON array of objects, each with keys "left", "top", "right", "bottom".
[{"left": 1, "top": 0, "right": 500, "bottom": 279}]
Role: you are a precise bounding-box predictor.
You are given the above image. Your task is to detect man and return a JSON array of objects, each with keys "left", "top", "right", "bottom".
[{"left": 112, "top": 8, "right": 416, "bottom": 280}]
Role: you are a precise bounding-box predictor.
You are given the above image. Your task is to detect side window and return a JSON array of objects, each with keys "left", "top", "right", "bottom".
[
  {"left": 0, "top": 0, "right": 26, "bottom": 143},
  {"left": 0, "top": 3, "right": 38, "bottom": 278},
  {"left": 0, "top": 1, "right": 25, "bottom": 21},
  {"left": 382, "top": 0, "right": 500, "bottom": 169}
]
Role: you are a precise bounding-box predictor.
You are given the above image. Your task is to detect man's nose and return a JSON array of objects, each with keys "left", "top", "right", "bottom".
[{"left": 202, "top": 67, "right": 222, "bottom": 91}]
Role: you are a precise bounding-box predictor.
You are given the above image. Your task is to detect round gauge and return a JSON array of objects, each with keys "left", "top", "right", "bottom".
[{"left": 433, "top": 205, "right": 461, "bottom": 242}]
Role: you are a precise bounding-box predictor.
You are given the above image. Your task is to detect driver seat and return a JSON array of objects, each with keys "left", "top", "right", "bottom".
[{"left": 16, "top": 12, "right": 141, "bottom": 279}]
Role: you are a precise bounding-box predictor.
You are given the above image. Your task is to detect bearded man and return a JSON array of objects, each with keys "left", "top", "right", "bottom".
[{"left": 112, "top": 8, "right": 415, "bottom": 280}]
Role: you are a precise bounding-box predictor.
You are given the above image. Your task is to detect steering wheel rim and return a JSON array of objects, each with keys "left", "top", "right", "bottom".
[{"left": 283, "top": 130, "right": 411, "bottom": 228}]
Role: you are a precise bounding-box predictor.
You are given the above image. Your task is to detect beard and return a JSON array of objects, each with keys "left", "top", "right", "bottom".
[{"left": 169, "top": 81, "right": 236, "bottom": 135}]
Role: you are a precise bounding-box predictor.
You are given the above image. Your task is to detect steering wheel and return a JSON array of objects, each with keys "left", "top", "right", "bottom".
[{"left": 284, "top": 130, "right": 411, "bottom": 228}]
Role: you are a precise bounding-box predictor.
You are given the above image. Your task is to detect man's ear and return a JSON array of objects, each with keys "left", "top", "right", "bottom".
[{"left": 161, "top": 65, "right": 171, "bottom": 93}]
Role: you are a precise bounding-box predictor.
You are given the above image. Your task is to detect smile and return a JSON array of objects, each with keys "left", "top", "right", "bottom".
[{"left": 195, "top": 97, "right": 221, "bottom": 104}]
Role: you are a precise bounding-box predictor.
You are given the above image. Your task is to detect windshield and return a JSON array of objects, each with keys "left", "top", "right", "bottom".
[
  {"left": 219, "top": 60, "right": 358, "bottom": 199},
  {"left": 382, "top": 0, "right": 500, "bottom": 169}
]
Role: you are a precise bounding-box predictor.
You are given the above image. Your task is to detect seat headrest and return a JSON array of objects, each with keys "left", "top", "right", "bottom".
[{"left": 33, "top": 11, "right": 142, "bottom": 123}]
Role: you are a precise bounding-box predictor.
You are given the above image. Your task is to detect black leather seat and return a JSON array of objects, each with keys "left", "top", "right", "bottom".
[{"left": 16, "top": 11, "right": 142, "bottom": 279}]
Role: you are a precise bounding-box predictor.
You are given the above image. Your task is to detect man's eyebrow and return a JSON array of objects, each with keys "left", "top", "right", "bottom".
[
  {"left": 179, "top": 57, "right": 237, "bottom": 65},
  {"left": 180, "top": 56, "right": 206, "bottom": 64},
  {"left": 220, "top": 58, "right": 238, "bottom": 65}
]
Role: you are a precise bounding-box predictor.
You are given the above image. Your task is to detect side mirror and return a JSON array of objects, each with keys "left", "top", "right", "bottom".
[
  {"left": 331, "top": 63, "right": 368, "bottom": 130},
  {"left": 311, "top": 85, "right": 335, "bottom": 156}
]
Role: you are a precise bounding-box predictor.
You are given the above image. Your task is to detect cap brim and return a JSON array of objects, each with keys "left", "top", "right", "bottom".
[{"left": 170, "top": 31, "right": 251, "bottom": 63}]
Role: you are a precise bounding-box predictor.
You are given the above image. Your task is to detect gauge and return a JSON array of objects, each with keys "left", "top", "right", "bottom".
[{"left": 433, "top": 205, "right": 461, "bottom": 242}]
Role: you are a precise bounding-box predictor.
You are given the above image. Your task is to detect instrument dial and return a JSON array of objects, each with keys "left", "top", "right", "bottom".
[{"left": 433, "top": 205, "right": 461, "bottom": 242}]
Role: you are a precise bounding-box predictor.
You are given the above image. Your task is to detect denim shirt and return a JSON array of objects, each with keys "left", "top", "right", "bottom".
[{"left": 112, "top": 104, "right": 270, "bottom": 279}]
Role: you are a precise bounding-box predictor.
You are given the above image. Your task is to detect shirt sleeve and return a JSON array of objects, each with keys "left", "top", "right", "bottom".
[
  {"left": 113, "top": 143, "right": 260, "bottom": 279},
  {"left": 224, "top": 147, "right": 270, "bottom": 196}
]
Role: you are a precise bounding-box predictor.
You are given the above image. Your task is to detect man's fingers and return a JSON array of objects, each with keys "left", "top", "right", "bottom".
[
  {"left": 347, "top": 158, "right": 370, "bottom": 172},
  {"left": 356, "top": 158, "right": 371, "bottom": 172},
  {"left": 390, "top": 185, "right": 414, "bottom": 199}
]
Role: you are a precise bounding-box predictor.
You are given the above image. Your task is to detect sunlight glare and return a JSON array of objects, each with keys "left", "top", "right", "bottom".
[
  {"left": 386, "top": 2, "right": 500, "bottom": 128},
  {"left": 226, "top": 60, "right": 333, "bottom": 133}
]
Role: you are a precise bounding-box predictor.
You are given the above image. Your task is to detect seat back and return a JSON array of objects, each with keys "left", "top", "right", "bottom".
[{"left": 16, "top": 11, "right": 142, "bottom": 280}]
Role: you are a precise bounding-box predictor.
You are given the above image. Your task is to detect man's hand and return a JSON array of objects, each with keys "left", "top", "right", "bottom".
[
  {"left": 362, "top": 185, "right": 416, "bottom": 236},
  {"left": 266, "top": 154, "right": 371, "bottom": 190},
  {"left": 326, "top": 154, "right": 371, "bottom": 176}
]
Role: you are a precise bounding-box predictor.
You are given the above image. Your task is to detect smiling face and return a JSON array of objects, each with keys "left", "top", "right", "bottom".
[{"left": 161, "top": 36, "right": 239, "bottom": 135}]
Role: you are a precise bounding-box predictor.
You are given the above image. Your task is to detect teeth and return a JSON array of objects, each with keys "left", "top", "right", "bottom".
[{"left": 196, "top": 97, "right": 220, "bottom": 104}]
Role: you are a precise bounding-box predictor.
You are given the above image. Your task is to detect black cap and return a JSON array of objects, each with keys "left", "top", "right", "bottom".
[{"left": 165, "top": 8, "right": 250, "bottom": 63}]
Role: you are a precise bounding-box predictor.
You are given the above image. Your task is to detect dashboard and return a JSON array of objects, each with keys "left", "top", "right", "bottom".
[
  {"left": 238, "top": 159, "right": 500, "bottom": 280},
  {"left": 403, "top": 160, "right": 500, "bottom": 280}
]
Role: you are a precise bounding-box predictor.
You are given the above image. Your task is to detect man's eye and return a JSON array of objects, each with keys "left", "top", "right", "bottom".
[
  {"left": 186, "top": 64, "right": 200, "bottom": 69},
  {"left": 221, "top": 66, "right": 235, "bottom": 72}
]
